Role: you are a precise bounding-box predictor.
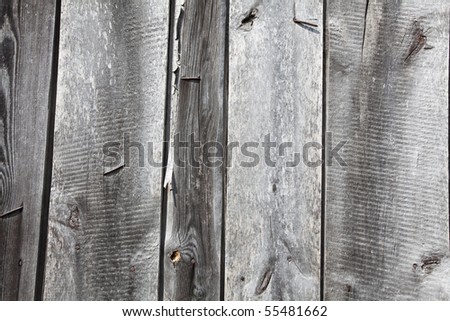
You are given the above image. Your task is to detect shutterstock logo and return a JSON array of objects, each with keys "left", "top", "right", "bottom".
[{"left": 102, "top": 132, "right": 347, "bottom": 169}]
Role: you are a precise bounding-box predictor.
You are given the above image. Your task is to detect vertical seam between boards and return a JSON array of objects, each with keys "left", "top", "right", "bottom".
[
  {"left": 158, "top": 0, "right": 176, "bottom": 301},
  {"left": 320, "top": 0, "right": 328, "bottom": 302},
  {"left": 220, "top": 0, "right": 230, "bottom": 301},
  {"left": 34, "top": 0, "right": 61, "bottom": 301}
]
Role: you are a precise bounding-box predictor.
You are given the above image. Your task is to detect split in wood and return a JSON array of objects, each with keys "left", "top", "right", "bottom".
[
  {"left": 0, "top": 204, "right": 24, "bottom": 218},
  {"left": 103, "top": 163, "right": 125, "bottom": 176},
  {"left": 293, "top": 18, "right": 319, "bottom": 28},
  {"left": 181, "top": 76, "right": 201, "bottom": 81}
]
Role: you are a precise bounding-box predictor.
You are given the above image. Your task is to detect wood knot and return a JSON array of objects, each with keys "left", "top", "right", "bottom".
[
  {"left": 169, "top": 250, "right": 182, "bottom": 265},
  {"left": 242, "top": 8, "right": 258, "bottom": 24},
  {"left": 255, "top": 268, "right": 273, "bottom": 295},
  {"left": 420, "top": 256, "right": 441, "bottom": 273},
  {"left": 68, "top": 204, "right": 80, "bottom": 229},
  {"left": 239, "top": 7, "right": 259, "bottom": 31},
  {"left": 193, "top": 287, "right": 206, "bottom": 300},
  {"left": 404, "top": 21, "right": 430, "bottom": 62}
]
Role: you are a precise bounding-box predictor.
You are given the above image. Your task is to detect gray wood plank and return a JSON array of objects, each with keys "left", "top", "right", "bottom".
[
  {"left": 163, "top": 0, "right": 227, "bottom": 300},
  {"left": 325, "top": 0, "right": 449, "bottom": 300},
  {"left": 225, "top": 0, "right": 322, "bottom": 300},
  {"left": 0, "top": 0, "right": 57, "bottom": 300},
  {"left": 43, "top": 0, "right": 169, "bottom": 300}
]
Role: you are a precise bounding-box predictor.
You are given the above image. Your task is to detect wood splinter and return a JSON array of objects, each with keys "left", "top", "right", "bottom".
[
  {"left": 0, "top": 204, "right": 24, "bottom": 218},
  {"left": 103, "top": 164, "right": 125, "bottom": 176},
  {"left": 293, "top": 18, "right": 319, "bottom": 28}
]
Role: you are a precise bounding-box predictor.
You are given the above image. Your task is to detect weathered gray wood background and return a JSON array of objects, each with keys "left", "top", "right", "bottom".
[{"left": 0, "top": 0, "right": 448, "bottom": 300}]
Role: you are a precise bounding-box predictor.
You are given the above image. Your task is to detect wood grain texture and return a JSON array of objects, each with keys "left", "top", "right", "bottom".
[
  {"left": 225, "top": 0, "right": 322, "bottom": 300},
  {"left": 0, "top": 0, "right": 57, "bottom": 300},
  {"left": 43, "top": 0, "right": 168, "bottom": 300},
  {"left": 163, "top": 0, "right": 227, "bottom": 300},
  {"left": 325, "top": 0, "right": 449, "bottom": 300}
]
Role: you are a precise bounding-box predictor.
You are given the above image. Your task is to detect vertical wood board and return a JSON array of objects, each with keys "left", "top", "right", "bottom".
[
  {"left": 0, "top": 0, "right": 57, "bottom": 300},
  {"left": 44, "top": 0, "right": 169, "bottom": 300},
  {"left": 325, "top": 0, "right": 449, "bottom": 300},
  {"left": 225, "top": 0, "right": 323, "bottom": 300},
  {"left": 163, "top": 0, "right": 227, "bottom": 301}
]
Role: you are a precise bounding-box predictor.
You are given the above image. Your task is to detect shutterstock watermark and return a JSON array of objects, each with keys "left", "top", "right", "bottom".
[{"left": 102, "top": 132, "right": 347, "bottom": 169}]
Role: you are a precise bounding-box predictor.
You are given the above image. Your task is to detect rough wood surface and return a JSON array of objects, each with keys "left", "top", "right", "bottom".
[
  {"left": 43, "top": 0, "right": 168, "bottom": 300},
  {"left": 163, "top": 0, "right": 227, "bottom": 300},
  {"left": 325, "top": 0, "right": 449, "bottom": 300},
  {"left": 225, "top": 0, "right": 323, "bottom": 300},
  {"left": 2, "top": 0, "right": 449, "bottom": 302},
  {"left": 0, "top": 0, "right": 57, "bottom": 300}
]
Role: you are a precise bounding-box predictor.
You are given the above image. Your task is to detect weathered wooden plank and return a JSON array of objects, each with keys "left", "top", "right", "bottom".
[
  {"left": 163, "top": 0, "right": 227, "bottom": 300},
  {"left": 325, "top": 0, "right": 449, "bottom": 300},
  {"left": 0, "top": 0, "right": 57, "bottom": 300},
  {"left": 43, "top": 0, "right": 169, "bottom": 300},
  {"left": 225, "top": 0, "right": 322, "bottom": 300}
]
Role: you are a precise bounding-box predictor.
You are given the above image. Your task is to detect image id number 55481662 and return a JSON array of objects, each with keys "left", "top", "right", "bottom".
[{"left": 263, "top": 306, "right": 327, "bottom": 317}]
